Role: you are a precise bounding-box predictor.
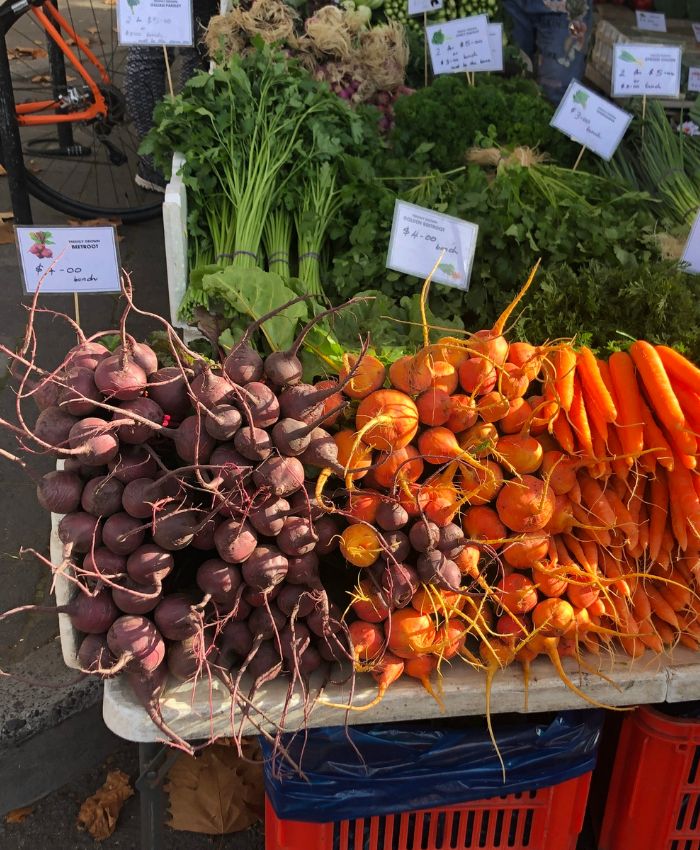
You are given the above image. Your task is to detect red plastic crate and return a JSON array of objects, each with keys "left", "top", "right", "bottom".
[
  {"left": 265, "top": 772, "right": 592, "bottom": 850},
  {"left": 599, "top": 706, "right": 700, "bottom": 850}
]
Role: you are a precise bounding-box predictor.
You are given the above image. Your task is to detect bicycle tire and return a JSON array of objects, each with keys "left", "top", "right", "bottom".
[{"left": 5, "top": 0, "right": 168, "bottom": 221}]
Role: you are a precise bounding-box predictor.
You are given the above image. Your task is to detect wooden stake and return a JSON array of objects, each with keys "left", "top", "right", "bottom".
[
  {"left": 163, "top": 45, "right": 175, "bottom": 98},
  {"left": 424, "top": 12, "right": 428, "bottom": 88},
  {"left": 572, "top": 145, "right": 586, "bottom": 171},
  {"left": 73, "top": 292, "right": 81, "bottom": 329},
  {"left": 641, "top": 94, "right": 647, "bottom": 146}
]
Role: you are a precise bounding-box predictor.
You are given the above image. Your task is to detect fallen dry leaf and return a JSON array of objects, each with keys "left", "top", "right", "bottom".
[
  {"left": 5, "top": 806, "right": 33, "bottom": 824},
  {"left": 0, "top": 223, "right": 16, "bottom": 244},
  {"left": 77, "top": 769, "right": 133, "bottom": 841},
  {"left": 31, "top": 74, "right": 51, "bottom": 84},
  {"left": 87, "top": 26, "right": 100, "bottom": 34},
  {"left": 0, "top": 165, "right": 6, "bottom": 176},
  {"left": 103, "top": 0, "right": 116, "bottom": 6},
  {"left": 0, "top": 211, "right": 14, "bottom": 221},
  {"left": 66, "top": 75, "right": 76, "bottom": 82},
  {"left": 9, "top": 46, "right": 47, "bottom": 60}
]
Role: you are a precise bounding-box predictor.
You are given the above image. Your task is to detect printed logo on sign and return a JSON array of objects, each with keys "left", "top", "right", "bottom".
[
  {"left": 636, "top": 10, "right": 667, "bottom": 31},
  {"left": 550, "top": 80, "right": 632, "bottom": 161},
  {"left": 426, "top": 15, "right": 491, "bottom": 75},
  {"left": 612, "top": 43, "right": 681, "bottom": 98},
  {"left": 117, "top": 0, "right": 193, "bottom": 45}
]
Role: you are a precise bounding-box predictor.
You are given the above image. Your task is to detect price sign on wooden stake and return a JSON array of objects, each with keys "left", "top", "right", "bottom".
[
  {"left": 117, "top": 0, "right": 194, "bottom": 46},
  {"left": 681, "top": 210, "right": 700, "bottom": 274},
  {"left": 408, "top": 0, "right": 443, "bottom": 15},
  {"left": 426, "top": 15, "right": 491, "bottom": 74},
  {"left": 612, "top": 43, "right": 682, "bottom": 97},
  {"left": 551, "top": 80, "right": 632, "bottom": 161}
]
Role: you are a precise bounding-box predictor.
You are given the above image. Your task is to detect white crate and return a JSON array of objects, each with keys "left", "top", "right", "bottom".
[{"left": 52, "top": 460, "right": 81, "bottom": 670}]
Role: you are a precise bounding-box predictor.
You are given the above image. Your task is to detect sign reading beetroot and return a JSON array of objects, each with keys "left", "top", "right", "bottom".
[{"left": 15, "top": 226, "right": 122, "bottom": 294}]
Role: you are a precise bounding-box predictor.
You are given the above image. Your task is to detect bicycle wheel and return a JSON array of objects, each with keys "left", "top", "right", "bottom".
[{"left": 4, "top": 0, "right": 164, "bottom": 222}]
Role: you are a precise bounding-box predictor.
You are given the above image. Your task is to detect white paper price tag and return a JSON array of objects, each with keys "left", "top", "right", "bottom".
[
  {"left": 386, "top": 200, "right": 478, "bottom": 291},
  {"left": 636, "top": 10, "right": 667, "bottom": 32},
  {"left": 16, "top": 226, "right": 122, "bottom": 294},
  {"left": 693, "top": 22, "right": 700, "bottom": 42},
  {"left": 408, "top": 0, "right": 443, "bottom": 16},
  {"left": 551, "top": 80, "right": 632, "bottom": 161},
  {"left": 117, "top": 0, "right": 193, "bottom": 46},
  {"left": 612, "top": 43, "right": 682, "bottom": 97},
  {"left": 688, "top": 67, "right": 700, "bottom": 91},
  {"left": 462, "top": 23, "right": 504, "bottom": 72},
  {"left": 426, "top": 15, "right": 491, "bottom": 75},
  {"left": 681, "top": 210, "right": 700, "bottom": 274}
]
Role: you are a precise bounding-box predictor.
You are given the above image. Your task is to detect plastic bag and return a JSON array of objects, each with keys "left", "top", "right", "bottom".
[{"left": 263, "top": 711, "right": 603, "bottom": 822}]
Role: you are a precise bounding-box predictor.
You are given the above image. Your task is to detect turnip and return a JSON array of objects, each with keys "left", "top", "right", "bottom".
[
  {"left": 114, "top": 397, "right": 164, "bottom": 444},
  {"left": 112, "top": 578, "right": 162, "bottom": 614},
  {"left": 196, "top": 559, "right": 242, "bottom": 604},
  {"left": 108, "top": 446, "right": 158, "bottom": 483},
  {"left": 253, "top": 456, "right": 304, "bottom": 497},
  {"left": 102, "top": 512, "right": 146, "bottom": 555},
  {"left": 69, "top": 418, "right": 119, "bottom": 466},
  {"left": 173, "top": 415, "right": 216, "bottom": 464},
  {"left": 155, "top": 594, "right": 202, "bottom": 641},
  {"left": 114, "top": 341, "right": 158, "bottom": 376},
  {"left": 59, "top": 367, "right": 101, "bottom": 416},
  {"left": 34, "top": 407, "right": 78, "bottom": 452},
  {"left": 81, "top": 475, "right": 125, "bottom": 517},
  {"left": 286, "top": 552, "right": 321, "bottom": 587},
  {"left": 58, "top": 511, "right": 102, "bottom": 553},
  {"left": 147, "top": 367, "right": 191, "bottom": 421},
  {"left": 242, "top": 545, "right": 288, "bottom": 591},
  {"left": 126, "top": 543, "right": 173, "bottom": 584},
  {"left": 83, "top": 547, "right": 125, "bottom": 578},
  {"left": 205, "top": 404, "right": 242, "bottom": 441},
  {"left": 94, "top": 354, "right": 147, "bottom": 401},
  {"left": 214, "top": 519, "right": 257, "bottom": 564},
  {"left": 277, "top": 516, "right": 317, "bottom": 557},
  {"left": 37, "top": 469, "right": 83, "bottom": 514},
  {"left": 233, "top": 426, "right": 272, "bottom": 462}
]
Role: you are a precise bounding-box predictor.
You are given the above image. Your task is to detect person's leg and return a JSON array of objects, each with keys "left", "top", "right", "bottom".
[
  {"left": 179, "top": 0, "right": 218, "bottom": 85},
  {"left": 535, "top": 0, "right": 593, "bottom": 104},
  {"left": 502, "top": 0, "right": 537, "bottom": 64},
  {"left": 125, "top": 46, "right": 171, "bottom": 191}
]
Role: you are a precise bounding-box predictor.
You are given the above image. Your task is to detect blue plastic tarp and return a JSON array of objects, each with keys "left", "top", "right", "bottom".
[{"left": 262, "top": 711, "right": 603, "bottom": 823}]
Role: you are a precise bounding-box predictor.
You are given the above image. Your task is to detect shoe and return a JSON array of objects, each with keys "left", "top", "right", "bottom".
[{"left": 135, "top": 157, "right": 166, "bottom": 194}]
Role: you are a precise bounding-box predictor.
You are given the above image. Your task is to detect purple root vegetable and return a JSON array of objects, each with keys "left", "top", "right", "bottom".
[
  {"left": 276, "top": 584, "right": 316, "bottom": 618},
  {"left": 191, "top": 515, "right": 220, "bottom": 550},
  {"left": 102, "top": 512, "right": 146, "bottom": 555},
  {"left": 233, "top": 426, "right": 272, "bottom": 462},
  {"left": 112, "top": 578, "right": 162, "bottom": 614},
  {"left": 68, "top": 418, "right": 120, "bottom": 466},
  {"left": 409, "top": 520, "right": 441, "bottom": 554},
  {"left": 380, "top": 530, "right": 411, "bottom": 563},
  {"left": 219, "top": 591, "right": 253, "bottom": 621},
  {"left": 63, "top": 459, "right": 105, "bottom": 480},
  {"left": 0, "top": 587, "right": 121, "bottom": 634},
  {"left": 147, "top": 367, "right": 191, "bottom": 421},
  {"left": 376, "top": 500, "right": 409, "bottom": 532},
  {"left": 249, "top": 604, "right": 287, "bottom": 641},
  {"left": 288, "top": 489, "right": 326, "bottom": 520},
  {"left": 126, "top": 543, "right": 173, "bottom": 584},
  {"left": 94, "top": 354, "right": 148, "bottom": 401},
  {"left": 209, "top": 444, "right": 251, "bottom": 488},
  {"left": 77, "top": 634, "right": 123, "bottom": 676},
  {"left": 285, "top": 552, "right": 321, "bottom": 587},
  {"left": 253, "top": 456, "right": 304, "bottom": 497},
  {"left": 196, "top": 559, "right": 243, "bottom": 604},
  {"left": 374, "top": 562, "right": 419, "bottom": 609},
  {"left": 66, "top": 341, "right": 109, "bottom": 371},
  {"left": 237, "top": 382, "right": 280, "bottom": 429},
  {"left": 223, "top": 346, "right": 263, "bottom": 385},
  {"left": 243, "top": 585, "right": 280, "bottom": 608},
  {"left": 121, "top": 477, "right": 159, "bottom": 519},
  {"left": 126, "top": 663, "right": 194, "bottom": 754},
  {"left": 107, "top": 615, "right": 164, "bottom": 670},
  {"left": 151, "top": 505, "right": 200, "bottom": 551},
  {"left": 248, "top": 497, "right": 290, "bottom": 537},
  {"left": 36, "top": 469, "right": 83, "bottom": 514},
  {"left": 218, "top": 621, "right": 254, "bottom": 667},
  {"left": 114, "top": 397, "right": 165, "bottom": 444},
  {"left": 173, "top": 415, "right": 216, "bottom": 464},
  {"left": 241, "top": 545, "right": 288, "bottom": 591},
  {"left": 271, "top": 418, "right": 313, "bottom": 457},
  {"left": 166, "top": 631, "right": 213, "bottom": 681},
  {"left": 205, "top": 404, "right": 242, "bottom": 441},
  {"left": 58, "top": 367, "right": 101, "bottom": 416},
  {"left": 58, "top": 511, "right": 102, "bottom": 553},
  {"left": 108, "top": 446, "right": 158, "bottom": 483},
  {"left": 299, "top": 428, "right": 342, "bottom": 473},
  {"left": 246, "top": 640, "right": 283, "bottom": 690},
  {"left": 278, "top": 384, "right": 335, "bottom": 424},
  {"left": 190, "top": 368, "right": 234, "bottom": 409},
  {"left": 214, "top": 519, "right": 257, "bottom": 564},
  {"left": 81, "top": 475, "right": 125, "bottom": 517},
  {"left": 35, "top": 406, "right": 79, "bottom": 451},
  {"left": 276, "top": 516, "right": 318, "bottom": 557},
  {"left": 155, "top": 594, "right": 203, "bottom": 641},
  {"left": 279, "top": 622, "right": 311, "bottom": 664},
  {"left": 298, "top": 645, "right": 322, "bottom": 678},
  {"left": 33, "top": 378, "right": 60, "bottom": 411},
  {"left": 83, "top": 547, "right": 126, "bottom": 578},
  {"left": 306, "top": 598, "right": 342, "bottom": 638},
  {"left": 313, "top": 515, "right": 340, "bottom": 555},
  {"left": 114, "top": 341, "right": 159, "bottom": 376},
  {"left": 416, "top": 550, "right": 462, "bottom": 590},
  {"left": 437, "top": 523, "right": 466, "bottom": 558}
]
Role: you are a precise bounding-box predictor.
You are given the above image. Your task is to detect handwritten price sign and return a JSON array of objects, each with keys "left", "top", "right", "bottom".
[
  {"left": 15, "top": 226, "right": 122, "bottom": 294},
  {"left": 386, "top": 200, "right": 478, "bottom": 291},
  {"left": 426, "top": 15, "right": 491, "bottom": 75},
  {"left": 117, "top": 0, "right": 193, "bottom": 46},
  {"left": 551, "top": 80, "right": 632, "bottom": 161},
  {"left": 612, "top": 43, "right": 682, "bottom": 98}
]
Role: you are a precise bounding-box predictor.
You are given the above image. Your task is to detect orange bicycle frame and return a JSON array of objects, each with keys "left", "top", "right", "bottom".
[{"left": 16, "top": 0, "right": 109, "bottom": 126}]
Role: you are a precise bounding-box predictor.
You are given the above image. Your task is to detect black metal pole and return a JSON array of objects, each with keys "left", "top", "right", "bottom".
[
  {"left": 137, "top": 742, "right": 166, "bottom": 850},
  {"left": 0, "top": 28, "right": 32, "bottom": 223},
  {"left": 46, "top": 0, "right": 73, "bottom": 150}
]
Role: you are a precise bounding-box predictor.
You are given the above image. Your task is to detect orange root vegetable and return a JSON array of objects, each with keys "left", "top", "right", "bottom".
[
  {"left": 351, "top": 579, "right": 392, "bottom": 623},
  {"left": 477, "top": 391, "right": 511, "bottom": 423},
  {"left": 499, "top": 397, "right": 533, "bottom": 434},
  {"left": 533, "top": 563, "right": 568, "bottom": 599},
  {"left": 321, "top": 652, "right": 404, "bottom": 712},
  {"left": 416, "top": 388, "right": 453, "bottom": 427},
  {"left": 608, "top": 352, "right": 644, "bottom": 457},
  {"left": 508, "top": 341, "right": 542, "bottom": 378},
  {"left": 347, "top": 491, "right": 383, "bottom": 525},
  {"left": 411, "top": 351, "right": 459, "bottom": 395},
  {"left": 459, "top": 422, "right": 499, "bottom": 457},
  {"left": 502, "top": 532, "right": 549, "bottom": 569},
  {"left": 340, "top": 524, "right": 382, "bottom": 568},
  {"left": 417, "top": 426, "right": 463, "bottom": 465},
  {"left": 532, "top": 598, "right": 575, "bottom": 636},
  {"left": 496, "top": 475, "right": 556, "bottom": 533},
  {"left": 404, "top": 655, "right": 445, "bottom": 708},
  {"left": 544, "top": 497, "right": 575, "bottom": 536},
  {"left": 638, "top": 397, "right": 675, "bottom": 470},
  {"left": 568, "top": 376, "right": 594, "bottom": 458},
  {"left": 458, "top": 356, "right": 497, "bottom": 395},
  {"left": 388, "top": 355, "right": 414, "bottom": 394},
  {"left": 655, "top": 345, "right": 700, "bottom": 392},
  {"left": 577, "top": 347, "right": 618, "bottom": 423},
  {"left": 479, "top": 638, "right": 517, "bottom": 780},
  {"left": 463, "top": 506, "right": 507, "bottom": 549},
  {"left": 339, "top": 353, "right": 386, "bottom": 400},
  {"left": 434, "top": 618, "right": 469, "bottom": 659},
  {"left": 314, "top": 380, "right": 344, "bottom": 427},
  {"left": 541, "top": 451, "right": 577, "bottom": 495},
  {"left": 497, "top": 613, "right": 529, "bottom": 641},
  {"left": 552, "top": 409, "right": 576, "bottom": 455},
  {"left": 411, "top": 587, "right": 461, "bottom": 618},
  {"left": 526, "top": 395, "right": 560, "bottom": 435},
  {"left": 385, "top": 609, "right": 437, "bottom": 658},
  {"left": 445, "top": 394, "right": 479, "bottom": 433},
  {"left": 334, "top": 429, "right": 373, "bottom": 481},
  {"left": 398, "top": 482, "right": 430, "bottom": 518},
  {"left": 356, "top": 390, "right": 419, "bottom": 451},
  {"left": 454, "top": 544, "right": 481, "bottom": 578},
  {"left": 369, "top": 445, "right": 424, "bottom": 490},
  {"left": 567, "top": 577, "right": 600, "bottom": 610},
  {"left": 550, "top": 347, "right": 577, "bottom": 412},
  {"left": 577, "top": 471, "right": 617, "bottom": 529},
  {"left": 499, "top": 363, "right": 530, "bottom": 400},
  {"left": 495, "top": 434, "right": 543, "bottom": 475},
  {"left": 421, "top": 481, "right": 460, "bottom": 527},
  {"left": 349, "top": 620, "right": 385, "bottom": 663},
  {"left": 496, "top": 573, "right": 538, "bottom": 613},
  {"left": 460, "top": 460, "right": 504, "bottom": 506}
]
